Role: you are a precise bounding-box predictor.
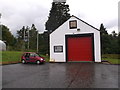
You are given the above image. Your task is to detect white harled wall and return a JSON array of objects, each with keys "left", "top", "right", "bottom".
[{"left": 50, "top": 16, "right": 101, "bottom": 62}]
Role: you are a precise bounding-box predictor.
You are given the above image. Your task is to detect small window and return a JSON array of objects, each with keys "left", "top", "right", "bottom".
[
  {"left": 69, "top": 20, "right": 77, "bottom": 29},
  {"left": 54, "top": 46, "right": 63, "bottom": 53}
]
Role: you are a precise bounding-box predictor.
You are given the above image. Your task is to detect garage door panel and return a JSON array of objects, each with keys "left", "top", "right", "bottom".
[{"left": 67, "top": 36, "right": 93, "bottom": 62}]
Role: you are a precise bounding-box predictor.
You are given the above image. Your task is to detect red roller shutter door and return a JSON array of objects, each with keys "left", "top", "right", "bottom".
[{"left": 67, "top": 36, "right": 93, "bottom": 62}]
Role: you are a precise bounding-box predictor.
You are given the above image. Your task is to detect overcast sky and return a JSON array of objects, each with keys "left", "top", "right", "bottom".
[{"left": 0, "top": 0, "right": 119, "bottom": 36}]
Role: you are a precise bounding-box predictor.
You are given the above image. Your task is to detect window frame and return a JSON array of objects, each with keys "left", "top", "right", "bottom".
[{"left": 69, "top": 20, "right": 77, "bottom": 29}]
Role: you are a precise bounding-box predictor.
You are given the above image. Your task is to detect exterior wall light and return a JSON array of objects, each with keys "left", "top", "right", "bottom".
[{"left": 77, "top": 28, "right": 80, "bottom": 31}]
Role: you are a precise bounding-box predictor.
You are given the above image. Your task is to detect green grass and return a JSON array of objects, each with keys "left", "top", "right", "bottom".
[
  {"left": 2, "top": 51, "right": 23, "bottom": 62},
  {"left": 102, "top": 54, "right": 120, "bottom": 64},
  {"left": 1, "top": 51, "right": 50, "bottom": 63}
]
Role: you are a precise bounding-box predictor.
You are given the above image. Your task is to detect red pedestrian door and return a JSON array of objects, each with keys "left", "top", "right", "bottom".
[{"left": 66, "top": 34, "right": 94, "bottom": 62}]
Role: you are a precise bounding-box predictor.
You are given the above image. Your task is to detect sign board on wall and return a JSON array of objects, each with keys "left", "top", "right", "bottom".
[{"left": 54, "top": 46, "right": 63, "bottom": 53}]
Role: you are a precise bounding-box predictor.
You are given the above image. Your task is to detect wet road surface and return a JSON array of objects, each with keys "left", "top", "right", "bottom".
[{"left": 2, "top": 63, "right": 119, "bottom": 88}]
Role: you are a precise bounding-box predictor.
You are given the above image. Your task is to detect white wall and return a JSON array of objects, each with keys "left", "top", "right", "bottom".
[{"left": 50, "top": 16, "right": 101, "bottom": 62}]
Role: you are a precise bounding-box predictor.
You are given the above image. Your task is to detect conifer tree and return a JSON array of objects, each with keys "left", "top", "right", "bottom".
[{"left": 45, "top": 1, "right": 70, "bottom": 33}]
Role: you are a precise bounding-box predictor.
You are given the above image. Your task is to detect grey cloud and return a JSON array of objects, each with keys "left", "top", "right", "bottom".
[
  {"left": 0, "top": 0, "right": 118, "bottom": 35},
  {"left": 106, "top": 19, "right": 118, "bottom": 29},
  {"left": 0, "top": 2, "right": 49, "bottom": 36}
]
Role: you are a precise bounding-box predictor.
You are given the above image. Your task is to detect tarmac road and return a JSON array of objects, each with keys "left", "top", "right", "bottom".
[{"left": 2, "top": 63, "right": 119, "bottom": 88}]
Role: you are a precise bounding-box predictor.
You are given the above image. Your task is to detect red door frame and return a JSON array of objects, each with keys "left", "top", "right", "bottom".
[{"left": 65, "top": 33, "right": 95, "bottom": 62}]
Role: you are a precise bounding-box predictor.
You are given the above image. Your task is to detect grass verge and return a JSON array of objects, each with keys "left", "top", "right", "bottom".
[
  {"left": 1, "top": 51, "right": 50, "bottom": 64},
  {"left": 102, "top": 54, "right": 120, "bottom": 64},
  {"left": 1, "top": 51, "right": 23, "bottom": 64}
]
